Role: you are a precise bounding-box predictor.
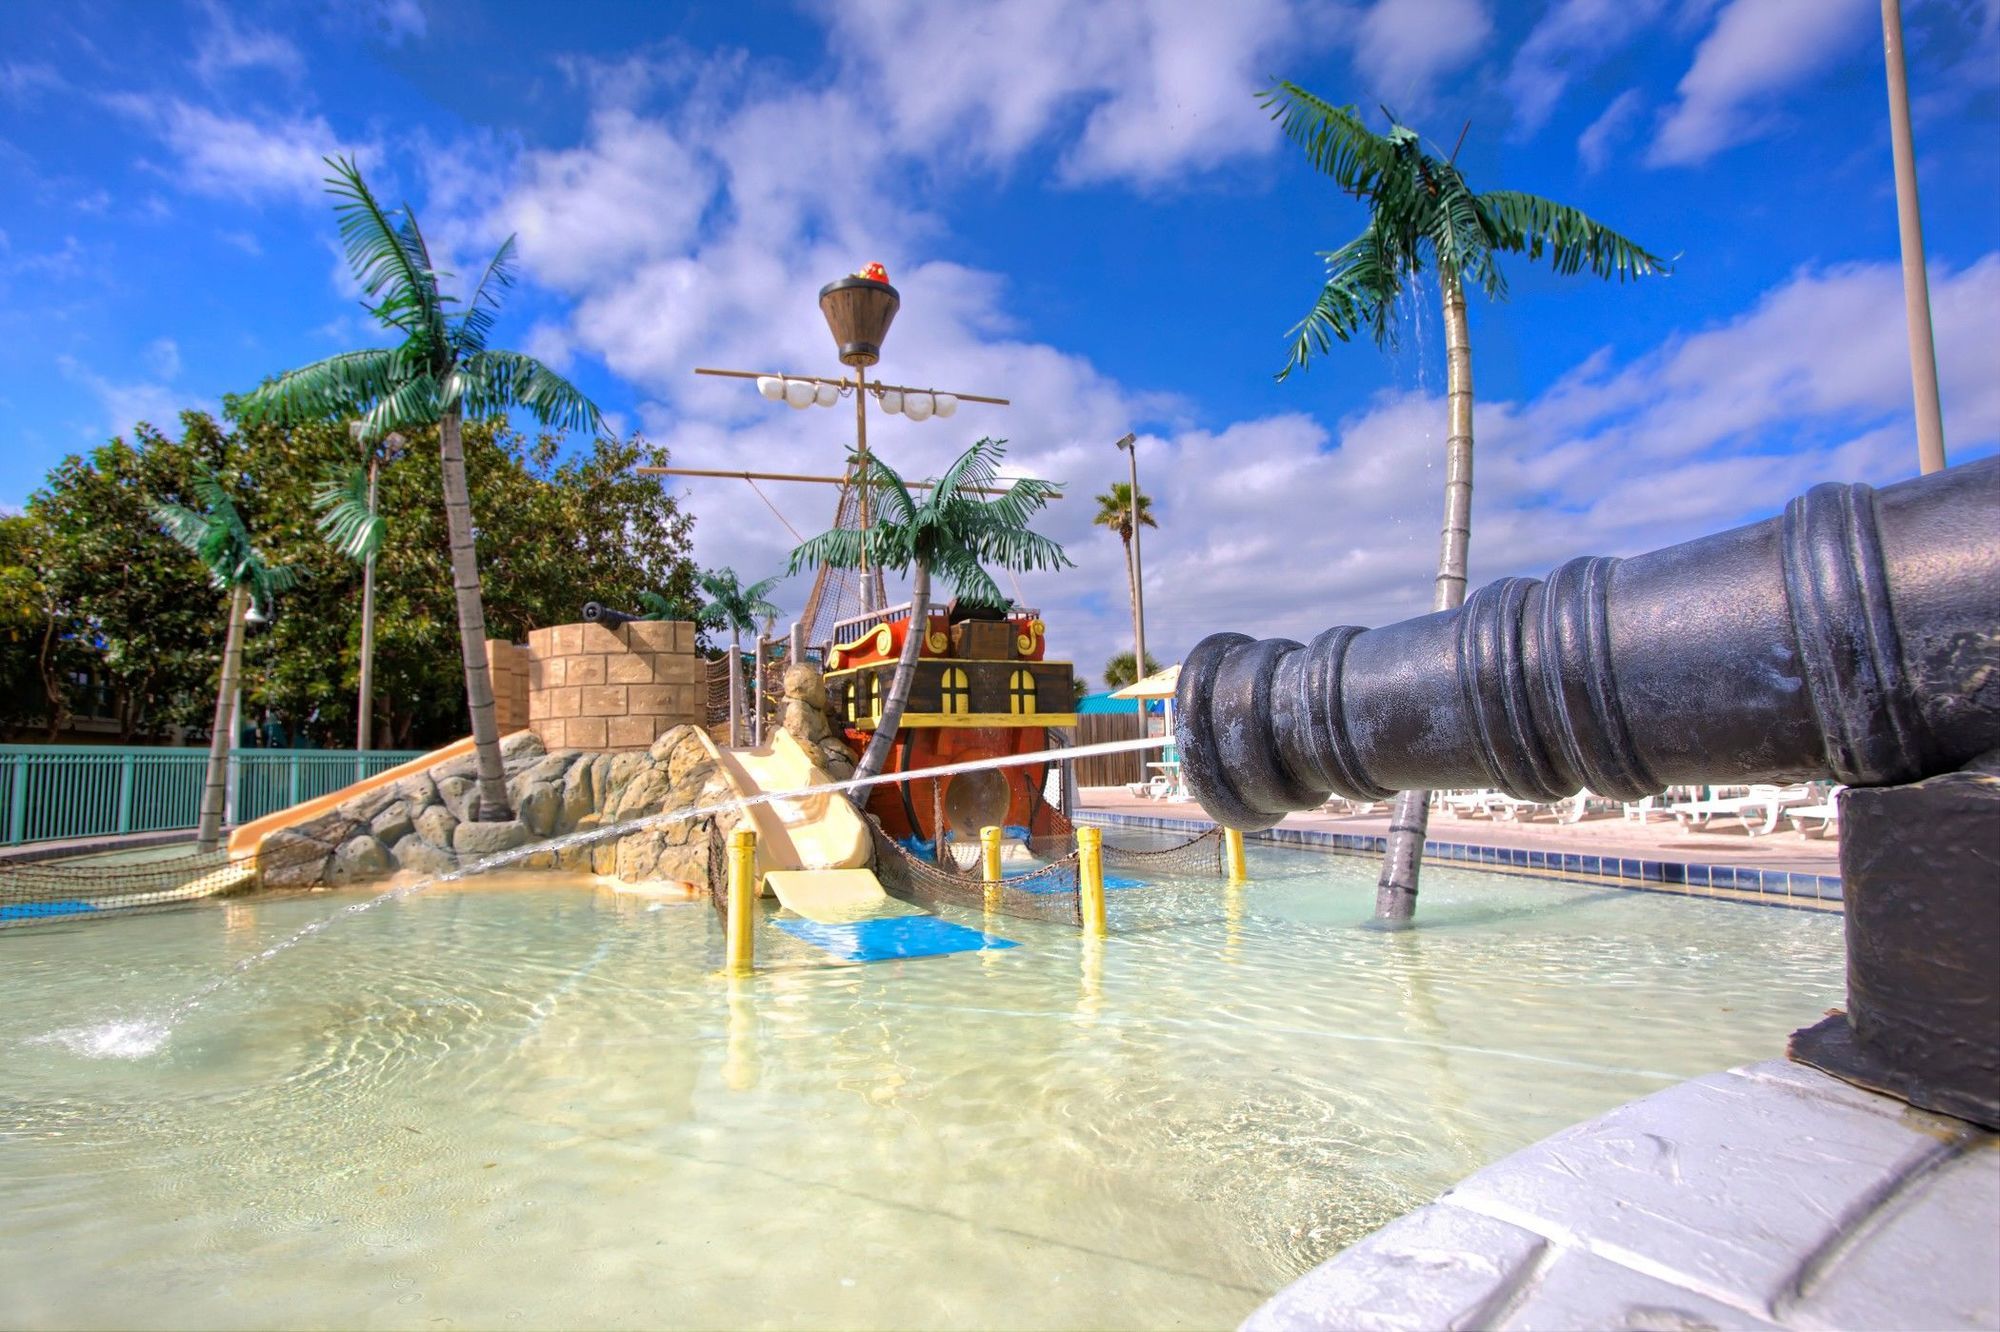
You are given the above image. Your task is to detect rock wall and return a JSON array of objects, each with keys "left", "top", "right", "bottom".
[
  {"left": 258, "top": 726, "right": 746, "bottom": 891},
  {"left": 781, "top": 661, "right": 858, "bottom": 778},
  {"left": 528, "top": 620, "right": 704, "bottom": 752}
]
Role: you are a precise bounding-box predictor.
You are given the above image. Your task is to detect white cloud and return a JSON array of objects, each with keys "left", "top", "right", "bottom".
[
  {"left": 57, "top": 354, "right": 213, "bottom": 440},
  {"left": 503, "top": 110, "right": 714, "bottom": 291},
  {"left": 1649, "top": 0, "right": 1874, "bottom": 166},
  {"left": 141, "top": 338, "right": 181, "bottom": 381},
  {"left": 1504, "top": 0, "right": 1668, "bottom": 136},
  {"left": 820, "top": 0, "right": 1302, "bottom": 186},
  {"left": 1577, "top": 88, "right": 1646, "bottom": 170},
  {"left": 192, "top": 5, "right": 305, "bottom": 86},
  {"left": 111, "top": 97, "right": 368, "bottom": 203},
  {"left": 1349, "top": 0, "right": 1495, "bottom": 114}
]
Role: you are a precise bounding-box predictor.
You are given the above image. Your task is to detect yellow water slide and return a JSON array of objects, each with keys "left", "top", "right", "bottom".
[
  {"left": 226, "top": 735, "right": 481, "bottom": 860},
  {"left": 697, "top": 729, "right": 898, "bottom": 921}
]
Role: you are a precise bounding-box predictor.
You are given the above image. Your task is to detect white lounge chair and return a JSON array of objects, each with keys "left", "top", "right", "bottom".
[
  {"left": 1671, "top": 784, "right": 1814, "bottom": 836},
  {"left": 1785, "top": 786, "right": 1845, "bottom": 838},
  {"left": 1435, "top": 789, "right": 1497, "bottom": 818}
]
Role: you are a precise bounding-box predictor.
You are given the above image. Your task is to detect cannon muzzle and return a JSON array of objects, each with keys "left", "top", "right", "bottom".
[
  {"left": 1176, "top": 457, "right": 2000, "bottom": 831},
  {"left": 581, "top": 601, "right": 640, "bottom": 627}
]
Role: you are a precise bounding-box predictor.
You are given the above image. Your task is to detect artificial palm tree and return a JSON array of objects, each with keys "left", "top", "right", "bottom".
[
  {"left": 696, "top": 568, "right": 783, "bottom": 748},
  {"left": 310, "top": 430, "right": 401, "bottom": 751},
  {"left": 239, "top": 157, "right": 602, "bottom": 820},
  {"left": 1266, "top": 83, "right": 1666, "bottom": 924},
  {"left": 789, "top": 438, "right": 1067, "bottom": 784},
  {"left": 152, "top": 464, "right": 295, "bottom": 853},
  {"left": 1092, "top": 481, "right": 1156, "bottom": 688}
]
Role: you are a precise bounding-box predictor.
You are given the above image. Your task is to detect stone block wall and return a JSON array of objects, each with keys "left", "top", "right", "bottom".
[
  {"left": 527, "top": 620, "right": 703, "bottom": 751},
  {"left": 486, "top": 639, "right": 530, "bottom": 734}
]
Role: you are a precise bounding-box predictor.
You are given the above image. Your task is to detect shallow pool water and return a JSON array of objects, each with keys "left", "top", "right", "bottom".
[{"left": 1, "top": 847, "right": 1844, "bottom": 1330}]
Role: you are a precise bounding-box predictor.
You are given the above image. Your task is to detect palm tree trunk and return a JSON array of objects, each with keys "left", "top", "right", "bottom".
[
  {"left": 356, "top": 454, "right": 378, "bottom": 752},
  {"left": 1375, "top": 264, "right": 1475, "bottom": 923},
  {"left": 439, "top": 406, "right": 513, "bottom": 820},
  {"left": 853, "top": 563, "right": 929, "bottom": 784},
  {"left": 727, "top": 629, "right": 743, "bottom": 748},
  {"left": 196, "top": 585, "right": 247, "bottom": 853}
]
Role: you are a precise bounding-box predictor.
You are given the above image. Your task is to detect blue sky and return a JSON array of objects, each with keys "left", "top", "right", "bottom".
[{"left": 3, "top": 0, "right": 1996, "bottom": 678}]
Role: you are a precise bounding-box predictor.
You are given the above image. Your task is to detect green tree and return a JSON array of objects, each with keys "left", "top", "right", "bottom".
[
  {"left": 238, "top": 156, "right": 603, "bottom": 821},
  {"left": 1266, "top": 84, "right": 1666, "bottom": 924},
  {"left": 310, "top": 429, "right": 397, "bottom": 749},
  {"left": 24, "top": 417, "right": 242, "bottom": 742},
  {"left": 695, "top": 567, "right": 783, "bottom": 747},
  {"left": 789, "top": 438, "right": 1067, "bottom": 784},
  {"left": 151, "top": 463, "right": 295, "bottom": 851},
  {"left": 0, "top": 515, "right": 50, "bottom": 738},
  {"left": 19, "top": 412, "right": 697, "bottom": 755},
  {"left": 1102, "top": 650, "right": 1163, "bottom": 691},
  {"left": 1092, "top": 482, "right": 1156, "bottom": 687}
]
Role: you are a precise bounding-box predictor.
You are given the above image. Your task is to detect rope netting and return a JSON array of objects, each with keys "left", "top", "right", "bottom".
[
  {"left": 0, "top": 829, "right": 336, "bottom": 923},
  {"left": 867, "top": 818, "right": 1085, "bottom": 925}
]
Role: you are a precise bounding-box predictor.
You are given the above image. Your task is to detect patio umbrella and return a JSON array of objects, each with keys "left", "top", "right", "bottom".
[{"left": 1108, "top": 663, "right": 1179, "bottom": 700}]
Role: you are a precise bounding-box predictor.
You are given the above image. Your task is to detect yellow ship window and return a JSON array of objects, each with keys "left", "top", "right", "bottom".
[
  {"left": 857, "top": 673, "right": 880, "bottom": 721},
  {"left": 941, "top": 667, "right": 971, "bottom": 715},
  {"left": 1008, "top": 669, "right": 1037, "bottom": 715}
]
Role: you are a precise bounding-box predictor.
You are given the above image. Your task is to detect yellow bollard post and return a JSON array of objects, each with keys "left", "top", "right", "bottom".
[
  {"left": 1077, "top": 825, "right": 1107, "bottom": 938},
  {"left": 980, "top": 824, "right": 1004, "bottom": 911},
  {"left": 1224, "top": 826, "right": 1248, "bottom": 885},
  {"left": 725, "top": 826, "right": 758, "bottom": 977}
]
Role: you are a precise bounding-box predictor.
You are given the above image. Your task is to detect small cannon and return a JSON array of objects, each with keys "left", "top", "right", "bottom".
[
  {"left": 1175, "top": 456, "right": 1999, "bottom": 1126},
  {"left": 581, "top": 601, "right": 640, "bottom": 628}
]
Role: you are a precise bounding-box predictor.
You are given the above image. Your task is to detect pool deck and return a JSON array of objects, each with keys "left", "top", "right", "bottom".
[
  {"left": 1077, "top": 788, "right": 1844, "bottom": 908},
  {"left": 1241, "top": 1058, "right": 2000, "bottom": 1331}
]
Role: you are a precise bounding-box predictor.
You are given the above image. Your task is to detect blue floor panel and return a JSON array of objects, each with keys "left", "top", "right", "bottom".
[
  {"left": 775, "top": 914, "right": 1017, "bottom": 962},
  {"left": 1, "top": 900, "right": 98, "bottom": 921}
]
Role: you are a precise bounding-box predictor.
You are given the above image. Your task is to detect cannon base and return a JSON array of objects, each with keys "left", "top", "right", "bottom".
[{"left": 1789, "top": 761, "right": 2000, "bottom": 1130}]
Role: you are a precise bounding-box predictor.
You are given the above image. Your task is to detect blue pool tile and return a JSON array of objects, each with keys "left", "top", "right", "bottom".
[
  {"left": 1619, "top": 858, "right": 1640, "bottom": 880},
  {"left": 1640, "top": 861, "right": 1663, "bottom": 882},
  {"left": 1817, "top": 876, "right": 1844, "bottom": 901},
  {"left": 774, "top": 915, "right": 1017, "bottom": 963},
  {"left": 1527, "top": 850, "right": 1546, "bottom": 870},
  {"left": 1581, "top": 855, "right": 1600, "bottom": 876},
  {"left": 1687, "top": 864, "right": 1710, "bottom": 889}
]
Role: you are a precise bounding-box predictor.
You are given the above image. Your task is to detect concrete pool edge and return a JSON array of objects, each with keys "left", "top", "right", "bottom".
[
  {"left": 1076, "top": 810, "right": 1843, "bottom": 911},
  {"left": 1239, "top": 1058, "right": 2000, "bottom": 1331}
]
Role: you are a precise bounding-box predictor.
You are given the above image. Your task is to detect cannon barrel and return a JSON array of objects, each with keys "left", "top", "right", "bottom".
[
  {"left": 581, "top": 601, "right": 640, "bottom": 627},
  {"left": 1176, "top": 456, "right": 2000, "bottom": 831}
]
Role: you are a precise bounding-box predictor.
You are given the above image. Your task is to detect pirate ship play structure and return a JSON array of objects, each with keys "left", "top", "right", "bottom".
[
  {"left": 643, "top": 264, "right": 1077, "bottom": 849},
  {"left": 822, "top": 599, "right": 1077, "bottom": 848}
]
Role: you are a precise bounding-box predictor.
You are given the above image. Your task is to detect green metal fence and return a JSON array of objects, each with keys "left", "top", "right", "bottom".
[{"left": 0, "top": 746, "right": 427, "bottom": 847}]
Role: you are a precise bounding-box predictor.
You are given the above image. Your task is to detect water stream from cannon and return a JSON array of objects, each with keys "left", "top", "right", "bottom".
[{"left": 37, "top": 734, "right": 1173, "bottom": 1059}]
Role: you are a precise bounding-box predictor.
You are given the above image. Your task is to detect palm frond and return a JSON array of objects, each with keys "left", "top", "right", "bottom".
[
  {"left": 1279, "top": 228, "right": 1402, "bottom": 375},
  {"left": 976, "top": 474, "right": 1063, "bottom": 534},
  {"left": 930, "top": 547, "right": 1006, "bottom": 609},
  {"left": 925, "top": 437, "right": 1005, "bottom": 512},
  {"left": 236, "top": 349, "right": 399, "bottom": 426},
  {"left": 457, "top": 350, "right": 605, "bottom": 435},
  {"left": 786, "top": 527, "right": 868, "bottom": 578},
  {"left": 310, "top": 464, "right": 384, "bottom": 562},
  {"left": 1260, "top": 83, "right": 1402, "bottom": 199},
  {"left": 150, "top": 499, "right": 219, "bottom": 560},
  {"left": 857, "top": 451, "right": 920, "bottom": 526},
  {"left": 455, "top": 236, "right": 518, "bottom": 354},
  {"left": 358, "top": 373, "right": 442, "bottom": 438},
  {"left": 322, "top": 155, "right": 446, "bottom": 347},
  {"left": 1478, "top": 191, "right": 1670, "bottom": 281}
]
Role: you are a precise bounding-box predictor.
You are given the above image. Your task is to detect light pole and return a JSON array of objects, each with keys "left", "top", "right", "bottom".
[
  {"left": 1881, "top": 0, "right": 1947, "bottom": 474},
  {"left": 1115, "top": 432, "right": 1149, "bottom": 785}
]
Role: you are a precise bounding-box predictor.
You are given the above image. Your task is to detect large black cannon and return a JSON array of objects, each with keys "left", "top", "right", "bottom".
[
  {"left": 1175, "top": 456, "right": 1999, "bottom": 1126},
  {"left": 581, "top": 601, "right": 640, "bottom": 628}
]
